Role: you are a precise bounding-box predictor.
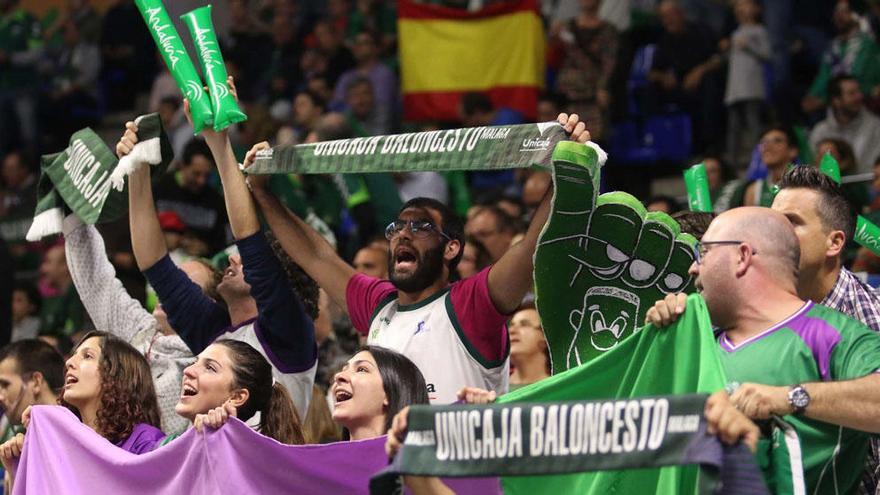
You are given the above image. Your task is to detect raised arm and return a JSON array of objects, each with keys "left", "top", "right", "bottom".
[
  {"left": 185, "top": 83, "right": 259, "bottom": 240},
  {"left": 117, "top": 121, "right": 228, "bottom": 353},
  {"left": 119, "top": 121, "right": 167, "bottom": 271},
  {"left": 62, "top": 217, "right": 156, "bottom": 342},
  {"left": 246, "top": 143, "right": 356, "bottom": 310},
  {"left": 487, "top": 114, "right": 590, "bottom": 314}
]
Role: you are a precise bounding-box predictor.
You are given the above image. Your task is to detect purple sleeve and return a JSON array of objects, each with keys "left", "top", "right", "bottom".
[
  {"left": 143, "top": 255, "right": 230, "bottom": 354},
  {"left": 449, "top": 266, "right": 510, "bottom": 364},
  {"left": 118, "top": 423, "right": 166, "bottom": 454},
  {"left": 346, "top": 274, "right": 397, "bottom": 335}
]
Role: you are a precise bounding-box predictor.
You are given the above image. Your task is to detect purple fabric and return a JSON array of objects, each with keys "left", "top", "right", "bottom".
[
  {"left": 116, "top": 423, "right": 165, "bottom": 455},
  {"left": 787, "top": 314, "right": 842, "bottom": 381},
  {"left": 14, "top": 406, "right": 498, "bottom": 495}
]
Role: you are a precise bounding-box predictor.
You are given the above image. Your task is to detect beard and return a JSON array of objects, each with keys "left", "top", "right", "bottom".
[{"left": 389, "top": 242, "right": 446, "bottom": 293}]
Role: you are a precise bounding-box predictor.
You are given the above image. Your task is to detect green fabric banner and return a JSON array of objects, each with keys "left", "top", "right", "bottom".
[
  {"left": 244, "top": 122, "right": 571, "bottom": 175},
  {"left": 500, "top": 294, "right": 727, "bottom": 495},
  {"left": 25, "top": 114, "right": 172, "bottom": 241}
]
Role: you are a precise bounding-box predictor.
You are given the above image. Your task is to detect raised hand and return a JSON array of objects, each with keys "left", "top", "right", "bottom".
[
  {"left": 194, "top": 401, "right": 237, "bottom": 432},
  {"left": 534, "top": 142, "right": 697, "bottom": 372}
]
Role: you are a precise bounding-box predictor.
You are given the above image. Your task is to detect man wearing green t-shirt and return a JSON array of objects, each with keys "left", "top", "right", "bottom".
[{"left": 647, "top": 206, "right": 880, "bottom": 494}]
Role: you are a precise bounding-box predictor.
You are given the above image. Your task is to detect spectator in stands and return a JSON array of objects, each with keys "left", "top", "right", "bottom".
[
  {"left": 647, "top": 207, "right": 880, "bottom": 494},
  {"left": 456, "top": 236, "right": 491, "bottom": 280},
  {"left": 0, "top": 332, "right": 165, "bottom": 479},
  {"left": 100, "top": 0, "right": 156, "bottom": 110},
  {"left": 38, "top": 243, "right": 85, "bottom": 338},
  {"left": 260, "top": 14, "right": 303, "bottom": 106},
  {"left": 724, "top": 0, "right": 770, "bottom": 170},
  {"left": 671, "top": 211, "right": 715, "bottom": 240},
  {"left": 802, "top": 1, "right": 880, "bottom": 115},
  {"left": 332, "top": 31, "right": 396, "bottom": 119},
  {"left": 184, "top": 340, "right": 306, "bottom": 445},
  {"left": 224, "top": 0, "right": 272, "bottom": 103},
  {"left": 292, "top": 89, "right": 326, "bottom": 139},
  {"left": 0, "top": 340, "right": 63, "bottom": 446},
  {"left": 648, "top": 0, "right": 724, "bottom": 153},
  {"left": 742, "top": 125, "right": 799, "bottom": 207},
  {"left": 508, "top": 304, "right": 550, "bottom": 391},
  {"left": 551, "top": 0, "right": 618, "bottom": 140},
  {"left": 459, "top": 92, "right": 524, "bottom": 196},
  {"left": 0, "top": 0, "right": 42, "bottom": 156},
  {"left": 699, "top": 155, "right": 743, "bottom": 213},
  {"left": 0, "top": 151, "right": 35, "bottom": 217},
  {"left": 43, "top": 0, "right": 101, "bottom": 45},
  {"left": 814, "top": 138, "right": 870, "bottom": 214},
  {"left": 121, "top": 105, "right": 320, "bottom": 421},
  {"left": 313, "top": 20, "right": 355, "bottom": 87},
  {"left": 344, "top": 76, "right": 390, "bottom": 136},
  {"left": 246, "top": 113, "right": 590, "bottom": 404},
  {"left": 645, "top": 195, "right": 682, "bottom": 214},
  {"left": 353, "top": 244, "right": 388, "bottom": 279},
  {"left": 809, "top": 75, "right": 880, "bottom": 175},
  {"left": 154, "top": 138, "right": 229, "bottom": 255},
  {"left": 536, "top": 92, "right": 567, "bottom": 123},
  {"left": 331, "top": 346, "right": 428, "bottom": 440},
  {"left": 771, "top": 166, "right": 880, "bottom": 332},
  {"left": 465, "top": 205, "right": 517, "bottom": 262},
  {"left": 11, "top": 283, "right": 40, "bottom": 342}
]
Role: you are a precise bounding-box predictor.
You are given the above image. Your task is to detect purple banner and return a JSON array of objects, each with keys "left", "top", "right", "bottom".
[{"left": 13, "top": 406, "right": 499, "bottom": 495}]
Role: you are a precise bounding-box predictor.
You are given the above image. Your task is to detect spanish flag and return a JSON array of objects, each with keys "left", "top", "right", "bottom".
[{"left": 399, "top": 0, "right": 545, "bottom": 122}]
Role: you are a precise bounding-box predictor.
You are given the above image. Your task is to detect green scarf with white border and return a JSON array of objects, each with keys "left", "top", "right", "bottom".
[{"left": 26, "top": 113, "right": 172, "bottom": 241}]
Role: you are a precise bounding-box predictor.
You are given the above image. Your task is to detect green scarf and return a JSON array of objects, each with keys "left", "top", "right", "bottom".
[
  {"left": 244, "top": 122, "right": 574, "bottom": 175},
  {"left": 26, "top": 113, "right": 172, "bottom": 241}
]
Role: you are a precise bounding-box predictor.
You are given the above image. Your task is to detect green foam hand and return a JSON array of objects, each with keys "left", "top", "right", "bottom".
[
  {"left": 535, "top": 141, "right": 698, "bottom": 373},
  {"left": 181, "top": 5, "right": 247, "bottom": 132},
  {"left": 135, "top": 0, "right": 213, "bottom": 133}
]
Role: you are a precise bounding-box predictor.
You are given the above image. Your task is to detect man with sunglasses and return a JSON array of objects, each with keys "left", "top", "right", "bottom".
[
  {"left": 647, "top": 207, "right": 880, "bottom": 494},
  {"left": 247, "top": 113, "right": 591, "bottom": 404}
]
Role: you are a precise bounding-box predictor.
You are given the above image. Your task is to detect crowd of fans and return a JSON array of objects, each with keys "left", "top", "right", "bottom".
[{"left": 2, "top": 0, "right": 880, "bottom": 493}]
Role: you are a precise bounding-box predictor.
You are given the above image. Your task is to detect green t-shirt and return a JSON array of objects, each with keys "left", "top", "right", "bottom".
[
  {"left": 717, "top": 301, "right": 880, "bottom": 494},
  {"left": 40, "top": 284, "right": 86, "bottom": 338},
  {"left": 0, "top": 8, "right": 42, "bottom": 90}
]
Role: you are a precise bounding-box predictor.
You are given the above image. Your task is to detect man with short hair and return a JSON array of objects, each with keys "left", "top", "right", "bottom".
[
  {"left": 248, "top": 114, "right": 591, "bottom": 403},
  {"left": 465, "top": 206, "right": 517, "bottom": 262},
  {"left": 38, "top": 243, "right": 85, "bottom": 337},
  {"left": 647, "top": 207, "right": 880, "bottom": 494},
  {"left": 771, "top": 165, "right": 880, "bottom": 493},
  {"left": 809, "top": 75, "right": 880, "bottom": 174},
  {"left": 0, "top": 340, "right": 64, "bottom": 437},
  {"left": 353, "top": 244, "right": 388, "bottom": 279}
]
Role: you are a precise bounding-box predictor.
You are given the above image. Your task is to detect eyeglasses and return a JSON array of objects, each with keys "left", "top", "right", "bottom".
[
  {"left": 384, "top": 219, "right": 452, "bottom": 241},
  {"left": 693, "top": 240, "right": 757, "bottom": 264}
]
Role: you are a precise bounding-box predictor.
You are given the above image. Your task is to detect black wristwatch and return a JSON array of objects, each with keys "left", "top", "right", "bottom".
[{"left": 788, "top": 384, "right": 811, "bottom": 415}]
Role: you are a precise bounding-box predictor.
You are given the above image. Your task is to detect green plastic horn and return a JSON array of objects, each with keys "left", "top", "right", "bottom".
[
  {"left": 135, "top": 0, "right": 213, "bottom": 133},
  {"left": 856, "top": 215, "right": 880, "bottom": 256},
  {"left": 819, "top": 152, "right": 842, "bottom": 184},
  {"left": 683, "top": 163, "right": 712, "bottom": 212},
  {"left": 181, "top": 5, "right": 247, "bottom": 132}
]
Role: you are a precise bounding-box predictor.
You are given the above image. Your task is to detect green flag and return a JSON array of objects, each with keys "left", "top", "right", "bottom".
[{"left": 499, "top": 294, "right": 727, "bottom": 494}]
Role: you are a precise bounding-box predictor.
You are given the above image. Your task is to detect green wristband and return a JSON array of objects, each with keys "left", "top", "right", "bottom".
[
  {"left": 683, "top": 163, "right": 713, "bottom": 212},
  {"left": 856, "top": 215, "right": 880, "bottom": 256},
  {"left": 135, "top": 0, "right": 213, "bottom": 133},
  {"left": 819, "top": 152, "right": 841, "bottom": 184},
  {"left": 181, "top": 5, "right": 247, "bottom": 132}
]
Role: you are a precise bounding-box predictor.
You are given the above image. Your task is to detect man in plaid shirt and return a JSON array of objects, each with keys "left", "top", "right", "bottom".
[{"left": 772, "top": 165, "right": 880, "bottom": 494}]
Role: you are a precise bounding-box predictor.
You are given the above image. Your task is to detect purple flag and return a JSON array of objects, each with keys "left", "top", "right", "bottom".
[{"left": 14, "top": 406, "right": 500, "bottom": 495}]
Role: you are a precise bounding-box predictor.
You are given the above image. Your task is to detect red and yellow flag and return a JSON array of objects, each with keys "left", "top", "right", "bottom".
[{"left": 399, "top": 0, "right": 545, "bottom": 121}]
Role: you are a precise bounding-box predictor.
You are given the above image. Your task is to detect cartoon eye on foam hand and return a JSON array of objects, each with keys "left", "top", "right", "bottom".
[{"left": 534, "top": 141, "right": 697, "bottom": 374}]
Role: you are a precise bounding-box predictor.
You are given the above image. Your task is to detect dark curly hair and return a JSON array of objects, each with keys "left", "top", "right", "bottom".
[
  {"left": 264, "top": 230, "right": 319, "bottom": 319},
  {"left": 60, "top": 331, "right": 161, "bottom": 445}
]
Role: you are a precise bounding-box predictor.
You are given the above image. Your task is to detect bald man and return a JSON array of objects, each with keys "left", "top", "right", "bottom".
[{"left": 647, "top": 207, "right": 880, "bottom": 494}]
